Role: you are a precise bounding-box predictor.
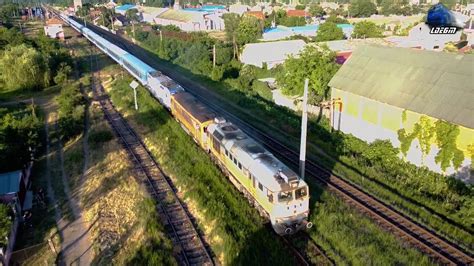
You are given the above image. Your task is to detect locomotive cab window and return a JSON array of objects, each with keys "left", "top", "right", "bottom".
[
  {"left": 295, "top": 187, "right": 308, "bottom": 199},
  {"left": 278, "top": 191, "right": 293, "bottom": 202},
  {"left": 267, "top": 191, "right": 273, "bottom": 202}
]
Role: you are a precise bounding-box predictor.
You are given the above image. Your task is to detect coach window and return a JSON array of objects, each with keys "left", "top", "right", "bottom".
[
  {"left": 238, "top": 162, "right": 242, "bottom": 170},
  {"left": 233, "top": 158, "right": 237, "bottom": 165},
  {"left": 229, "top": 154, "right": 233, "bottom": 161},
  {"left": 225, "top": 150, "right": 228, "bottom": 156},
  {"left": 258, "top": 183, "right": 263, "bottom": 191}
]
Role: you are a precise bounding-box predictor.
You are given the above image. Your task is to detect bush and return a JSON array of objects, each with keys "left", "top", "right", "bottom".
[
  {"left": 252, "top": 81, "right": 272, "bottom": 101},
  {"left": 57, "top": 84, "right": 85, "bottom": 140},
  {"left": 0, "top": 204, "right": 12, "bottom": 247},
  {"left": 88, "top": 129, "right": 113, "bottom": 147}
]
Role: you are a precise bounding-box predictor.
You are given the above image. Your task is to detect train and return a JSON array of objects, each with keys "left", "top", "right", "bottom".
[{"left": 60, "top": 13, "right": 312, "bottom": 235}]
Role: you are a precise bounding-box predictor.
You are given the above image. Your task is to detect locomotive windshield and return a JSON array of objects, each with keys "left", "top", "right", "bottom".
[
  {"left": 295, "top": 187, "right": 308, "bottom": 199},
  {"left": 278, "top": 191, "right": 293, "bottom": 202}
]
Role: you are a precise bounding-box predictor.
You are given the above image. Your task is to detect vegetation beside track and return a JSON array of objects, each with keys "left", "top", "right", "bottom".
[
  {"left": 79, "top": 95, "right": 176, "bottom": 264},
  {"left": 129, "top": 30, "right": 473, "bottom": 250},
  {"left": 106, "top": 71, "right": 297, "bottom": 265},
  {"left": 107, "top": 72, "right": 431, "bottom": 264}
]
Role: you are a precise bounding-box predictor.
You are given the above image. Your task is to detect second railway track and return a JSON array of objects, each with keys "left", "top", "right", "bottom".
[
  {"left": 56, "top": 10, "right": 473, "bottom": 265},
  {"left": 89, "top": 48, "right": 214, "bottom": 266}
]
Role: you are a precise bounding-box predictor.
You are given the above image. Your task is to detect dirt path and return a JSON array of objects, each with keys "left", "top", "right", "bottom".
[
  {"left": 56, "top": 138, "right": 94, "bottom": 266},
  {"left": 40, "top": 94, "right": 94, "bottom": 265}
]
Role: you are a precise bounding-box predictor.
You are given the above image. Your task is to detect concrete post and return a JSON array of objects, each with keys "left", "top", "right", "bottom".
[{"left": 299, "top": 78, "right": 309, "bottom": 180}]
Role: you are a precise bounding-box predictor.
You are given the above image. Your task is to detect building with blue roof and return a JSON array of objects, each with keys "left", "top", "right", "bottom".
[
  {"left": 263, "top": 23, "right": 354, "bottom": 41},
  {"left": 0, "top": 168, "right": 32, "bottom": 212},
  {"left": 115, "top": 4, "right": 136, "bottom": 15}
]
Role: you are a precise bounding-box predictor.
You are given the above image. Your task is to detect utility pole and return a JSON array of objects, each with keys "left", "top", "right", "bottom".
[
  {"left": 299, "top": 79, "right": 309, "bottom": 180},
  {"left": 160, "top": 29, "right": 163, "bottom": 42},
  {"left": 213, "top": 44, "right": 216, "bottom": 68}
]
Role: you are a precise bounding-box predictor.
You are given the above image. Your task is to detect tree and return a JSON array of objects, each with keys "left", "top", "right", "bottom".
[
  {"left": 0, "top": 27, "right": 26, "bottom": 49},
  {"left": 440, "top": 0, "right": 456, "bottom": 9},
  {"left": 54, "top": 62, "right": 72, "bottom": 85},
  {"left": 276, "top": 46, "right": 340, "bottom": 104},
  {"left": 326, "top": 15, "right": 349, "bottom": 24},
  {"left": 316, "top": 22, "right": 344, "bottom": 41},
  {"left": 0, "top": 108, "right": 42, "bottom": 173},
  {"left": 279, "top": 16, "right": 306, "bottom": 27},
  {"left": 295, "top": 4, "right": 306, "bottom": 10},
  {"left": 349, "top": 0, "right": 377, "bottom": 17},
  {"left": 175, "top": 43, "right": 212, "bottom": 75},
  {"left": 236, "top": 16, "right": 262, "bottom": 45},
  {"left": 126, "top": 8, "right": 140, "bottom": 38},
  {"left": 434, "top": 120, "right": 464, "bottom": 172},
  {"left": 309, "top": 3, "right": 325, "bottom": 17},
  {"left": 352, "top": 21, "right": 383, "bottom": 38},
  {"left": 223, "top": 13, "right": 241, "bottom": 59},
  {"left": 76, "top": 3, "right": 92, "bottom": 18},
  {"left": 0, "top": 44, "right": 49, "bottom": 91}
]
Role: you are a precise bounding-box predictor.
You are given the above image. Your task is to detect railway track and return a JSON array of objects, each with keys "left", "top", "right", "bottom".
[
  {"left": 88, "top": 48, "right": 214, "bottom": 266},
  {"left": 282, "top": 232, "right": 334, "bottom": 266},
  {"left": 57, "top": 12, "right": 474, "bottom": 265}
]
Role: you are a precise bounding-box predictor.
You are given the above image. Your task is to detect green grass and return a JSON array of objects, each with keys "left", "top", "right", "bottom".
[{"left": 109, "top": 76, "right": 432, "bottom": 264}]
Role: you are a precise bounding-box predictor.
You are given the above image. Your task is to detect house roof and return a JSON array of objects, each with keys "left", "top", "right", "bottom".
[
  {"left": 287, "top": 10, "right": 308, "bottom": 17},
  {"left": 46, "top": 18, "right": 63, "bottom": 25},
  {"left": 241, "top": 40, "right": 306, "bottom": 66},
  {"left": 245, "top": 11, "right": 265, "bottom": 20},
  {"left": 0, "top": 171, "right": 21, "bottom": 195},
  {"left": 157, "top": 9, "right": 204, "bottom": 22},
  {"left": 116, "top": 4, "right": 136, "bottom": 12},
  {"left": 329, "top": 45, "right": 474, "bottom": 129},
  {"left": 139, "top": 6, "right": 168, "bottom": 16}
]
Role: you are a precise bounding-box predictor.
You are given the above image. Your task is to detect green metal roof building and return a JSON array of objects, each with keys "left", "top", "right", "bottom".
[{"left": 328, "top": 45, "right": 474, "bottom": 181}]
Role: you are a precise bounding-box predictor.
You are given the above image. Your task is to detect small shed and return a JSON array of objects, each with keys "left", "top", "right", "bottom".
[{"left": 44, "top": 18, "right": 64, "bottom": 40}]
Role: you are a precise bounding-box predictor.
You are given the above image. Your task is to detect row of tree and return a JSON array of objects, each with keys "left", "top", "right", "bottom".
[
  {"left": 0, "top": 22, "right": 72, "bottom": 172},
  {"left": 0, "top": 27, "right": 72, "bottom": 92}
]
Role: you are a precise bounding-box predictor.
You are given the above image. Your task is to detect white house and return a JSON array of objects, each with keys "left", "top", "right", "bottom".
[
  {"left": 44, "top": 18, "right": 64, "bottom": 39},
  {"left": 240, "top": 40, "right": 306, "bottom": 68},
  {"left": 229, "top": 4, "right": 250, "bottom": 15},
  {"left": 386, "top": 23, "right": 462, "bottom": 50},
  {"left": 154, "top": 9, "right": 224, "bottom": 31}
]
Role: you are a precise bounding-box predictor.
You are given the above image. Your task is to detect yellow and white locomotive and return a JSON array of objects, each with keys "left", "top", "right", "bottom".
[{"left": 171, "top": 92, "right": 312, "bottom": 234}]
